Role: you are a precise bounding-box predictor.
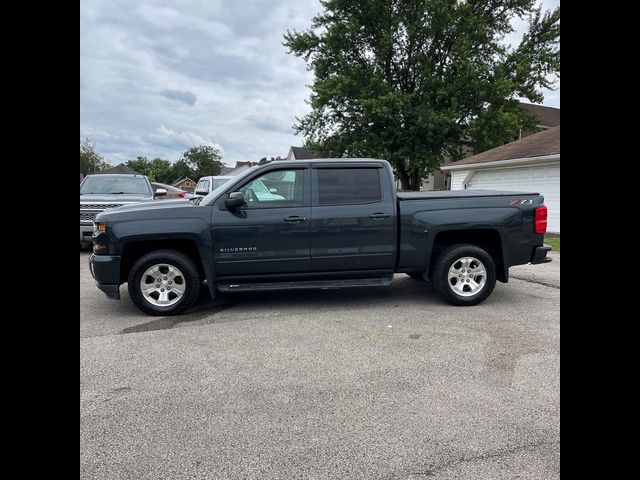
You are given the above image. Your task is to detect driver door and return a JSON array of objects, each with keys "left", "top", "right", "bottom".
[{"left": 212, "top": 168, "right": 311, "bottom": 276}]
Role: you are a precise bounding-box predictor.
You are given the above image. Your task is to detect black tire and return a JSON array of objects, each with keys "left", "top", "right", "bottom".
[
  {"left": 432, "top": 244, "right": 496, "bottom": 306},
  {"left": 406, "top": 272, "right": 426, "bottom": 281},
  {"left": 127, "top": 250, "right": 201, "bottom": 316}
]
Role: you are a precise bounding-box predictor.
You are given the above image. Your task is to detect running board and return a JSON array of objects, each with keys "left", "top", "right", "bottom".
[{"left": 216, "top": 275, "right": 394, "bottom": 293}]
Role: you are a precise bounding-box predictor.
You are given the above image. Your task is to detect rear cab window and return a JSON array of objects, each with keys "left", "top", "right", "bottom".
[{"left": 315, "top": 168, "right": 382, "bottom": 205}]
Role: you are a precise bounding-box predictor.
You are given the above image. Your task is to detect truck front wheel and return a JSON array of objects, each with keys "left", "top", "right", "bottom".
[
  {"left": 127, "top": 250, "right": 201, "bottom": 316},
  {"left": 432, "top": 244, "right": 496, "bottom": 306}
]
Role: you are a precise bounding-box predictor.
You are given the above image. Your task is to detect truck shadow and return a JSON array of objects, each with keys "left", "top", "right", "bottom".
[
  {"left": 116, "top": 275, "right": 441, "bottom": 334},
  {"left": 191, "top": 275, "right": 438, "bottom": 315}
]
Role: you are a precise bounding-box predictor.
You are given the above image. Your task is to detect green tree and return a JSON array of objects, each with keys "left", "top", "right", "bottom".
[
  {"left": 149, "top": 158, "right": 173, "bottom": 184},
  {"left": 169, "top": 159, "right": 195, "bottom": 183},
  {"left": 80, "top": 138, "right": 110, "bottom": 176},
  {"left": 179, "top": 145, "right": 224, "bottom": 180},
  {"left": 125, "top": 156, "right": 152, "bottom": 177},
  {"left": 284, "top": 0, "right": 560, "bottom": 190},
  {"left": 126, "top": 157, "right": 181, "bottom": 183}
]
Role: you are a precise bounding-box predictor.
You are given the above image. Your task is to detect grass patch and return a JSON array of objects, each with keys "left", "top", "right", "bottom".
[{"left": 545, "top": 235, "right": 560, "bottom": 252}]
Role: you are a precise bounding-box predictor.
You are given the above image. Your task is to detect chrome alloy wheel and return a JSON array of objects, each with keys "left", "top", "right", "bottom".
[
  {"left": 139, "top": 264, "right": 186, "bottom": 307},
  {"left": 447, "top": 256, "right": 487, "bottom": 297}
]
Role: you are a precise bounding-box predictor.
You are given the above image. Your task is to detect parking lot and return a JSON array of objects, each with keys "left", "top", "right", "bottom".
[{"left": 80, "top": 251, "right": 559, "bottom": 479}]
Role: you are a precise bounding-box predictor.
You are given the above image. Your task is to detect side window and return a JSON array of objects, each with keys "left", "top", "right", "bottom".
[
  {"left": 239, "top": 169, "right": 304, "bottom": 208},
  {"left": 317, "top": 168, "right": 382, "bottom": 205},
  {"left": 211, "top": 179, "right": 229, "bottom": 190}
]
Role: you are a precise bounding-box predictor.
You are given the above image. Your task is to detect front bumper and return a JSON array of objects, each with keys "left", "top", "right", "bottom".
[
  {"left": 88, "top": 254, "right": 122, "bottom": 300},
  {"left": 530, "top": 244, "right": 552, "bottom": 264}
]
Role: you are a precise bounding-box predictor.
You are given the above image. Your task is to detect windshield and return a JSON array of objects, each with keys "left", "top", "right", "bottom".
[
  {"left": 80, "top": 176, "right": 150, "bottom": 195},
  {"left": 200, "top": 166, "right": 262, "bottom": 205}
]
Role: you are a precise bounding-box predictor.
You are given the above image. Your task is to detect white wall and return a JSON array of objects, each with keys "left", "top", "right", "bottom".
[
  {"left": 449, "top": 162, "right": 560, "bottom": 233},
  {"left": 451, "top": 170, "right": 468, "bottom": 190}
]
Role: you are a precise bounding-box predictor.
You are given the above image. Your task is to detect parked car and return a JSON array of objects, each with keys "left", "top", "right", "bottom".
[
  {"left": 150, "top": 182, "right": 195, "bottom": 200},
  {"left": 80, "top": 173, "right": 164, "bottom": 249},
  {"left": 238, "top": 177, "right": 286, "bottom": 201},
  {"left": 194, "top": 176, "right": 234, "bottom": 196},
  {"left": 89, "top": 158, "right": 551, "bottom": 316},
  {"left": 196, "top": 174, "right": 286, "bottom": 201}
]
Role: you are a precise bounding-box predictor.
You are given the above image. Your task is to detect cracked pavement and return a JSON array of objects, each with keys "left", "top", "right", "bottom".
[{"left": 81, "top": 251, "right": 560, "bottom": 479}]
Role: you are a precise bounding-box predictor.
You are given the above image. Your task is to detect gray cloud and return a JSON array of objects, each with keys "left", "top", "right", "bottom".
[
  {"left": 80, "top": 0, "right": 319, "bottom": 165},
  {"left": 246, "top": 113, "right": 294, "bottom": 134},
  {"left": 81, "top": 0, "right": 559, "bottom": 166},
  {"left": 160, "top": 89, "right": 197, "bottom": 106}
]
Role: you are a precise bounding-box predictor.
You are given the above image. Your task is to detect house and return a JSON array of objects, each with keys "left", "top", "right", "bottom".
[
  {"left": 229, "top": 161, "right": 256, "bottom": 175},
  {"left": 441, "top": 125, "right": 560, "bottom": 233},
  {"left": 220, "top": 161, "right": 257, "bottom": 176},
  {"left": 285, "top": 146, "right": 320, "bottom": 160},
  {"left": 171, "top": 177, "right": 197, "bottom": 193},
  {"left": 517, "top": 102, "right": 560, "bottom": 138},
  {"left": 96, "top": 163, "right": 140, "bottom": 175},
  {"left": 431, "top": 103, "right": 560, "bottom": 191}
]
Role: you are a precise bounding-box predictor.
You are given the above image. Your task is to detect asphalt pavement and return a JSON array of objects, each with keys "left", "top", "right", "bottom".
[{"left": 80, "top": 251, "right": 560, "bottom": 479}]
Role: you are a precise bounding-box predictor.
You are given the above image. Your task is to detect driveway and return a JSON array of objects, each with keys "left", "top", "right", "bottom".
[{"left": 81, "top": 252, "right": 560, "bottom": 479}]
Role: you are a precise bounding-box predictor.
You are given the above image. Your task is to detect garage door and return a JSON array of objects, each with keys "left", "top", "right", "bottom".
[{"left": 468, "top": 163, "right": 560, "bottom": 233}]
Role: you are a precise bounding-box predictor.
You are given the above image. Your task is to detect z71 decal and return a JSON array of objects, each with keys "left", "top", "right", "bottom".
[{"left": 510, "top": 199, "right": 534, "bottom": 205}]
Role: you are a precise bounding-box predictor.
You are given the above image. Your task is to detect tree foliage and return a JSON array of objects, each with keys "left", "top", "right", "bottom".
[
  {"left": 124, "top": 145, "right": 224, "bottom": 185},
  {"left": 125, "top": 156, "right": 152, "bottom": 176},
  {"left": 125, "top": 156, "right": 174, "bottom": 183},
  {"left": 169, "top": 159, "right": 194, "bottom": 182},
  {"left": 284, "top": 0, "right": 560, "bottom": 190},
  {"left": 179, "top": 145, "right": 224, "bottom": 180},
  {"left": 80, "top": 138, "right": 110, "bottom": 176}
]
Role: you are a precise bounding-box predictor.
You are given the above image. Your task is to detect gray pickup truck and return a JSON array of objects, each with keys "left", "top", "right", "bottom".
[
  {"left": 89, "top": 159, "right": 551, "bottom": 316},
  {"left": 80, "top": 173, "right": 165, "bottom": 249}
]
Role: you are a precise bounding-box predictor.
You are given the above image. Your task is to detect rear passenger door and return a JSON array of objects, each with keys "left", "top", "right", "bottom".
[{"left": 310, "top": 166, "right": 395, "bottom": 272}]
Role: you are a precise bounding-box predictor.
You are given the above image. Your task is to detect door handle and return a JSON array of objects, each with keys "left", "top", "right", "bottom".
[
  {"left": 368, "top": 213, "right": 390, "bottom": 219},
  {"left": 284, "top": 216, "right": 307, "bottom": 223}
]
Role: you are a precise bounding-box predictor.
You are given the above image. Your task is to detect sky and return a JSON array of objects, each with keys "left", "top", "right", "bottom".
[{"left": 80, "top": 0, "right": 560, "bottom": 166}]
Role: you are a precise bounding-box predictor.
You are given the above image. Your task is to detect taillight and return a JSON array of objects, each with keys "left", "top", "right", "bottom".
[
  {"left": 535, "top": 205, "right": 547, "bottom": 234},
  {"left": 178, "top": 192, "right": 185, "bottom": 197}
]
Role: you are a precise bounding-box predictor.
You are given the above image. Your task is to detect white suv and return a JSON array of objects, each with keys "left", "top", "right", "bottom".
[{"left": 194, "top": 176, "right": 233, "bottom": 196}]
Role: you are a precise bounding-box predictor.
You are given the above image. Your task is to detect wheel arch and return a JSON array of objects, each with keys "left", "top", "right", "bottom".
[
  {"left": 120, "top": 239, "right": 206, "bottom": 286},
  {"left": 428, "top": 229, "right": 507, "bottom": 282}
]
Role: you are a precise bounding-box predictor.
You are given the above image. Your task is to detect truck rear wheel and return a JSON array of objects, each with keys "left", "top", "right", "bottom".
[
  {"left": 432, "top": 244, "right": 496, "bottom": 306},
  {"left": 127, "top": 250, "right": 201, "bottom": 316}
]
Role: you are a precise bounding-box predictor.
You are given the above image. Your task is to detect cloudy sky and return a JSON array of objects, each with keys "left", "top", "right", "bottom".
[{"left": 80, "top": 0, "right": 560, "bottom": 166}]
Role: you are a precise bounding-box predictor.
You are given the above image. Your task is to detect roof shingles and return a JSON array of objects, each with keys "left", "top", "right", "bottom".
[
  {"left": 291, "top": 146, "right": 320, "bottom": 159},
  {"left": 449, "top": 125, "right": 560, "bottom": 166},
  {"left": 518, "top": 102, "right": 560, "bottom": 127}
]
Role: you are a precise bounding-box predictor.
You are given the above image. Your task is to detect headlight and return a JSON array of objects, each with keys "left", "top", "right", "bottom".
[{"left": 92, "top": 222, "right": 108, "bottom": 254}]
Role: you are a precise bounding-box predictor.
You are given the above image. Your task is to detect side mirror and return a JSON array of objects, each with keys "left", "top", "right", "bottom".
[
  {"left": 154, "top": 188, "right": 167, "bottom": 197},
  {"left": 225, "top": 191, "right": 246, "bottom": 210},
  {"left": 195, "top": 190, "right": 208, "bottom": 196}
]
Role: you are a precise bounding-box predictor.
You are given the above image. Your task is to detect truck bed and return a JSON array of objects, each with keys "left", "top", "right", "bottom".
[{"left": 397, "top": 190, "right": 540, "bottom": 200}]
